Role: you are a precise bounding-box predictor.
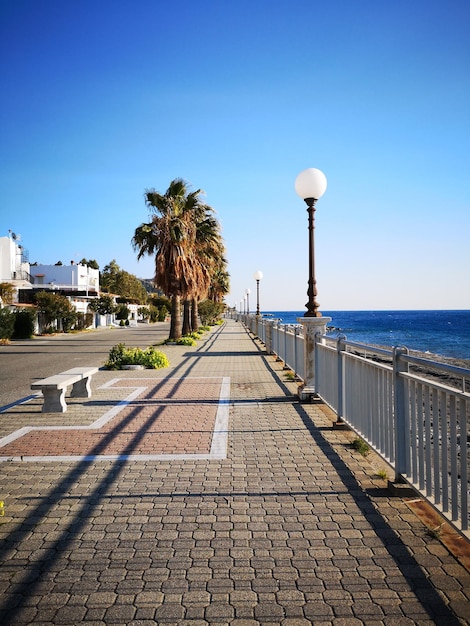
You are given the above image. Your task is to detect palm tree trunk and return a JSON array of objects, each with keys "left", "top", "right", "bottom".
[
  {"left": 169, "top": 294, "right": 182, "bottom": 340},
  {"left": 182, "top": 300, "right": 191, "bottom": 336},
  {"left": 191, "top": 297, "right": 199, "bottom": 332}
]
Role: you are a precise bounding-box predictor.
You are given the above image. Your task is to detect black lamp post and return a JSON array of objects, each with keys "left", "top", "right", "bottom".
[
  {"left": 295, "top": 168, "right": 327, "bottom": 317},
  {"left": 253, "top": 270, "right": 263, "bottom": 315},
  {"left": 245, "top": 288, "right": 250, "bottom": 315}
]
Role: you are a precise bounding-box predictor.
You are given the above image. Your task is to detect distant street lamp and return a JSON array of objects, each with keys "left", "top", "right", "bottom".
[
  {"left": 245, "top": 289, "right": 251, "bottom": 315},
  {"left": 295, "top": 167, "right": 327, "bottom": 317},
  {"left": 253, "top": 270, "right": 263, "bottom": 315},
  {"left": 239, "top": 299, "right": 243, "bottom": 314}
]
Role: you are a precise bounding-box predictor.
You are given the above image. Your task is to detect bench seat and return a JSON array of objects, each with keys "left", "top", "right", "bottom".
[
  {"left": 59, "top": 367, "right": 99, "bottom": 397},
  {"left": 31, "top": 367, "right": 99, "bottom": 413}
]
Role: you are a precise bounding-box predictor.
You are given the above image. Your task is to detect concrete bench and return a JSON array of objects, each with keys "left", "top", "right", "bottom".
[{"left": 31, "top": 366, "right": 99, "bottom": 413}]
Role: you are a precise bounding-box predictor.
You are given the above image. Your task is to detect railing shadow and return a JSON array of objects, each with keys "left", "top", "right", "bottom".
[
  {"left": 0, "top": 325, "right": 228, "bottom": 622},
  {"left": 257, "top": 344, "right": 462, "bottom": 624},
  {"left": 0, "top": 320, "right": 464, "bottom": 624}
]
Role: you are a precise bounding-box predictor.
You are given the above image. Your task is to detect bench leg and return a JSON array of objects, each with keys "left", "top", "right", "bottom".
[
  {"left": 71, "top": 377, "right": 92, "bottom": 398},
  {"left": 41, "top": 388, "right": 67, "bottom": 413}
]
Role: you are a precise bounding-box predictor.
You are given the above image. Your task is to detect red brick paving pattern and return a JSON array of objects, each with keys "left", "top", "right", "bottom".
[{"left": 0, "top": 377, "right": 222, "bottom": 457}]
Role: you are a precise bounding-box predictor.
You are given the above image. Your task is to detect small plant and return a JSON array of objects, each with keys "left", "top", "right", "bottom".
[
  {"left": 376, "top": 469, "right": 388, "bottom": 480},
  {"left": 351, "top": 437, "right": 370, "bottom": 456},
  {"left": 176, "top": 336, "right": 197, "bottom": 346},
  {"left": 105, "top": 343, "right": 169, "bottom": 370},
  {"left": 199, "top": 325, "right": 211, "bottom": 332},
  {"left": 427, "top": 522, "right": 445, "bottom": 539},
  {"left": 284, "top": 371, "right": 296, "bottom": 381}
]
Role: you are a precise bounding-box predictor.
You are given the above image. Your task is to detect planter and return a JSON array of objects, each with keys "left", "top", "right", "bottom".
[{"left": 122, "top": 364, "right": 145, "bottom": 370}]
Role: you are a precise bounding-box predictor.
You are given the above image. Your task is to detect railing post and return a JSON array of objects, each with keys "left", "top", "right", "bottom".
[
  {"left": 294, "top": 326, "right": 299, "bottom": 378},
  {"left": 265, "top": 320, "right": 274, "bottom": 355},
  {"left": 283, "top": 325, "right": 288, "bottom": 365},
  {"left": 297, "top": 316, "right": 331, "bottom": 401},
  {"left": 336, "top": 335, "right": 346, "bottom": 423},
  {"left": 393, "top": 346, "right": 409, "bottom": 480}
]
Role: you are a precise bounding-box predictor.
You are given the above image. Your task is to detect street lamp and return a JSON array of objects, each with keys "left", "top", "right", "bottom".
[
  {"left": 295, "top": 167, "right": 331, "bottom": 401},
  {"left": 253, "top": 270, "right": 263, "bottom": 315},
  {"left": 295, "top": 167, "right": 327, "bottom": 317},
  {"left": 245, "top": 288, "right": 251, "bottom": 315}
]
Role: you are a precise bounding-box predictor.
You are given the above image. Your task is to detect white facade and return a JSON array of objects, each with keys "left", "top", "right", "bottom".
[
  {"left": 31, "top": 262, "right": 99, "bottom": 294},
  {"left": 0, "top": 235, "right": 31, "bottom": 287}
]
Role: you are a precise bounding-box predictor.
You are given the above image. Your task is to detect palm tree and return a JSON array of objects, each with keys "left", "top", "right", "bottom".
[
  {"left": 184, "top": 204, "right": 227, "bottom": 334},
  {"left": 208, "top": 264, "right": 230, "bottom": 303},
  {"left": 132, "top": 179, "right": 221, "bottom": 340}
]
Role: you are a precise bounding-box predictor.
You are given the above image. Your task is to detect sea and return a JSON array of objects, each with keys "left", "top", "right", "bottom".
[{"left": 261, "top": 310, "right": 470, "bottom": 362}]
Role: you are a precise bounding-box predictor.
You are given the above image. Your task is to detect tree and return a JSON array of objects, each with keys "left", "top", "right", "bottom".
[
  {"left": 13, "top": 309, "right": 36, "bottom": 339},
  {"left": 185, "top": 205, "right": 227, "bottom": 334},
  {"left": 133, "top": 179, "right": 211, "bottom": 339},
  {"left": 100, "top": 260, "right": 148, "bottom": 303},
  {"left": 0, "top": 308, "right": 15, "bottom": 341},
  {"left": 115, "top": 303, "right": 130, "bottom": 321},
  {"left": 198, "top": 300, "right": 225, "bottom": 325},
  {"left": 88, "top": 295, "right": 116, "bottom": 316},
  {"left": 35, "top": 291, "right": 78, "bottom": 333},
  {"left": 0, "top": 282, "right": 15, "bottom": 305},
  {"left": 133, "top": 179, "right": 228, "bottom": 339},
  {"left": 208, "top": 265, "right": 230, "bottom": 303},
  {"left": 79, "top": 258, "right": 99, "bottom": 269}
]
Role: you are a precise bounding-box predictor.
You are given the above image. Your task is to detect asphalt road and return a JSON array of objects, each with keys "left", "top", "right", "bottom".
[{"left": 0, "top": 323, "right": 170, "bottom": 409}]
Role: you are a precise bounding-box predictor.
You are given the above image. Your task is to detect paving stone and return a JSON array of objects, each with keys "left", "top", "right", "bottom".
[{"left": 0, "top": 320, "right": 468, "bottom": 625}]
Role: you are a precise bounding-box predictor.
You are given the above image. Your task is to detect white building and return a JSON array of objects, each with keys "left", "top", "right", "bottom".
[
  {"left": 0, "top": 234, "right": 31, "bottom": 292},
  {"left": 0, "top": 233, "right": 141, "bottom": 328},
  {"left": 0, "top": 234, "right": 99, "bottom": 313},
  {"left": 30, "top": 262, "right": 99, "bottom": 295}
]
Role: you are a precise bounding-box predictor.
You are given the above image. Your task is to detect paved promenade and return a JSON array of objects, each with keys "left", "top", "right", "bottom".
[{"left": 0, "top": 320, "right": 469, "bottom": 625}]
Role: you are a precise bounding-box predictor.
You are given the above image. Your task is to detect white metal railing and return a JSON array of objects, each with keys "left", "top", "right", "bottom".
[{"left": 241, "top": 313, "right": 470, "bottom": 538}]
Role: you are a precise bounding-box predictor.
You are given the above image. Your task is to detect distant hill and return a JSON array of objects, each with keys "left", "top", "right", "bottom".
[{"left": 139, "top": 278, "right": 163, "bottom": 295}]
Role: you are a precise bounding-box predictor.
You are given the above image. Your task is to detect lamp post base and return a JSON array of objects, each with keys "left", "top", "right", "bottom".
[{"left": 297, "top": 316, "right": 331, "bottom": 402}]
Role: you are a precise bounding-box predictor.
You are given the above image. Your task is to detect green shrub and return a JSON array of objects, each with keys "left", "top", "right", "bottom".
[
  {"left": 176, "top": 336, "right": 197, "bottom": 346},
  {"left": 197, "top": 299, "right": 224, "bottom": 325},
  {"left": 158, "top": 305, "right": 168, "bottom": 322},
  {"left": 13, "top": 309, "right": 35, "bottom": 338},
  {"left": 62, "top": 309, "right": 79, "bottom": 332},
  {"left": 0, "top": 308, "right": 15, "bottom": 341},
  {"left": 75, "top": 312, "right": 94, "bottom": 330},
  {"left": 105, "top": 343, "right": 169, "bottom": 370},
  {"left": 140, "top": 346, "right": 170, "bottom": 369},
  {"left": 115, "top": 303, "right": 130, "bottom": 321},
  {"left": 105, "top": 343, "right": 127, "bottom": 368}
]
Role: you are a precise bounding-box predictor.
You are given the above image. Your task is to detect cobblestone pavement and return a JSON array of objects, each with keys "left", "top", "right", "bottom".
[{"left": 0, "top": 320, "right": 469, "bottom": 625}]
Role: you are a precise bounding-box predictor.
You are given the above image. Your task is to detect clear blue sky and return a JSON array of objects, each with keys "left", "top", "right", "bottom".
[{"left": 1, "top": 0, "right": 469, "bottom": 311}]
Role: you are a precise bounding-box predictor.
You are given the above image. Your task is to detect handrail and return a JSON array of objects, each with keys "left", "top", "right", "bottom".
[{"left": 238, "top": 312, "right": 470, "bottom": 538}]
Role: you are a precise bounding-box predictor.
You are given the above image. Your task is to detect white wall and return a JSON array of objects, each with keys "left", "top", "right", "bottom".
[
  {"left": 0, "top": 236, "right": 28, "bottom": 281},
  {"left": 31, "top": 263, "right": 99, "bottom": 292}
]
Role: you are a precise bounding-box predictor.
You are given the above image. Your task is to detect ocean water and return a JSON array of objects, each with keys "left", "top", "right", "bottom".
[{"left": 262, "top": 310, "right": 470, "bottom": 361}]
